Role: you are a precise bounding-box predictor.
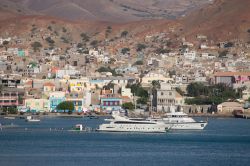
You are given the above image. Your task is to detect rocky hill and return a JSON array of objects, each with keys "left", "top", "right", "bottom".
[
  {"left": 180, "top": 0, "right": 250, "bottom": 41},
  {"left": 5, "top": 0, "right": 209, "bottom": 22}
]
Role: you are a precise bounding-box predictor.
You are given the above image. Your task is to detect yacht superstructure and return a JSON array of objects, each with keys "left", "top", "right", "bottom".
[
  {"left": 150, "top": 111, "right": 207, "bottom": 130},
  {"left": 98, "top": 112, "right": 168, "bottom": 133}
]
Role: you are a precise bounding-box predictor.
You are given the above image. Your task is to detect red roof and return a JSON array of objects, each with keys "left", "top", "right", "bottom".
[
  {"left": 214, "top": 72, "right": 250, "bottom": 77},
  {"left": 44, "top": 82, "right": 55, "bottom": 87},
  {"left": 51, "top": 67, "right": 59, "bottom": 74}
]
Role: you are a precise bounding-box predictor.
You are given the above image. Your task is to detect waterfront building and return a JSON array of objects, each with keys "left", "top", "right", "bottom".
[
  {"left": 43, "top": 82, "right": 56, "bottom": 92},
  {"left": 25, "top": 98, "right": 49, "bottom": 112},
  {"left": 0, "top": 88, "right": 25, "bottom": 110},
  {"left": 153, "top": 83, "right": 177, "bottom": 112},
  {"left": 66, "top": 92, "right": 85, "bottom": 112},
  {"left": 214, "top": 72, "right": 250, "bottom": 87},
  {"left": 49, "top": 91, "right": 66, "bottom": 111},
  {"left": 217, "top": 102, "right": 243, "bottom": 113},
  {"left": 100, "top": 94, "right": 122, "bottom": 112}
]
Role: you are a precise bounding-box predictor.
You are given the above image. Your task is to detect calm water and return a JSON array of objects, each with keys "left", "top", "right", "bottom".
[{"left": 0, "top": 116, "right": 250, "bottom": 166}]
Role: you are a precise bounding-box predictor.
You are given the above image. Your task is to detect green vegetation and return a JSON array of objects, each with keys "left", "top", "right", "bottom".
[
  {"left": 56, "top": 101, "right": 74, "bottom": 114},
  {"left": 155, "top": 48, "right": 170, "bottom": 54},
  {"left": 2, "top": 41, "right": 9, "bottom": 46},
  {"left": 133, "top": 60, "right": 143, "bottom": 65},
  {"left": 62, "top": 27, "right": 67, "bottom": 33},
  {"left": 121, "top": 47, "right": 130, "bottom": 54},
  {"left": 80, "top": 33, "right": 90, "bottom": 42},
  {"left": 96, "top": 66, "right": 123, "bottom": 76},
  {"left": 127, "top": 83, "right": 149, "bottom": 105},
  {"left": 3, "top": 107, "right": 18, "bottom": 114},
  {"left": 151, "top": 80, "right": 161, "bottom": 89},
  {"left": 47, "top": 26, "right": 52, "bottom": 31},
  {"left": 169, "top": 70, "right": 176, "bottom": 78},
  {"left": 136, "top": 43, "right": 146, "bottom": 52},
  {"left": 224, "top": 42, "right": 234, "bottom": 48},
  {"left": 105, "top": 26, "right": 112, "bottom": 37},
  {"left": 175, "top": 87, "right": 185, "bottom": 96},
  {"left": 90, "top": 40, "right": 98, "bottom": 48},
  {"left": 61, "top": 37, "right": 69, "bottom": 43},
  {"left": 219, "top": 50, "right": 228, "bottom": 58},
  {"left": 121, "top": 30, "right": 128, "bottom": 37},
  {"left": 103, "top": 82, "right": 115, "bottom": 90},
  {"left": 45, "top": 37, "right": 55, "bottom": 45},
  {"left": 77, "top": 43, "right": 84, "bottom": 48},
  {"left": 122, "top": 102, "right": 134, "bottom": 110},
  {"left": 31, "top": 41, "right": 42, "bottom": 52},
  {"left": 185, "top": 82, "right": 244, "bottom": 105}
]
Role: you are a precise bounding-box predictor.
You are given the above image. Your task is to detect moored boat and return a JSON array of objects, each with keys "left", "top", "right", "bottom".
[
  {"left": 149, "top": 111, "right": 208, "bottom": 130},
  {"left": 26, "top": 116, "right": 40, "bottom": 122},
  {"left": 97, "top": 111, "right": 169, "bottom": 133}
]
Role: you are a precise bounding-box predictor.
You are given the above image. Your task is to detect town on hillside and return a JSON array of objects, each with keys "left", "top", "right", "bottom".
[{"left": 1, "top": 27, "right": 250, "bottom": 117}]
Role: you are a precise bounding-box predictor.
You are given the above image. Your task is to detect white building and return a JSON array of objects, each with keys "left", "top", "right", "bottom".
[{"left": 183, "top": 51, "right": 196, "bottom": 60}]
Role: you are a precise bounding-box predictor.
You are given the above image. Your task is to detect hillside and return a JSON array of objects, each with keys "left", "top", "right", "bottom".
[
  {"left": 0, "top": 0, "right": 249, "bottom": 44},
  {"left": 6, "top": 0, "right": 209, "bottom": 22},
  {"left": 180, "top": 0, "right": 250, "bottom": 41}
]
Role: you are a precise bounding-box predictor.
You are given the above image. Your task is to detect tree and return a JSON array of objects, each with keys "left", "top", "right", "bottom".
[
  {"left": 62, "top": 27, "right": 67, "bottom": 33},
  {"left": 77, "top": 43, "right": 84, "bottom": 48},
  {"left": 175, "top": 87, "right": 185, "bottom": 96},
  {"left": 31, "top": 42, "right": 42, "bottom": 52},
  {"left": 219, "top": 50, "right": 228, "bottom": 58},
  {"left": 121, "top": 47, "right": 130, "bottom": 54},
  {"left": 45, "top": 37, "right": 55, "bottom": 45},
  {"left": 136, "top": 43, "right": 146, "bottom": 52},
  {"left": 121, "top": 31, "right": 128, "bottom": 37},
  {"left": 103, "top": 82, "right": 115, "bottom": 90},
  {"left": 90, "top": 40, "right": 98, "bottom": 48},
  {"left": 155, "top": 48, "right": 170, "bottom": 54},
  {"left": 2, "top": 41, "right": 9, "bottom": 46},
  {"left": 56, "top": 101, "right": 74, "bottom": 113},
  {"left": 152, "top": 80, "right": 161, "bottom": 89},
  {"left": 80, "top": 33, "right": 90, "bottom": 42},
  {"left": 133, "top": 60, "right": 143, "bottom": 65},
  {"left": 122, "top": 102, "right": 134, "bottom": 110},
  {"left": 47, "top": 26, "right": 52, "bottom": 31}
]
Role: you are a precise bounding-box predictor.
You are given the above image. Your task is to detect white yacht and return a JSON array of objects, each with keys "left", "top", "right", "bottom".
[
  {"left": 26, "top": 116, "right": 40, "bottom": 122},
  {"left": 150, "top": 111, "right": 208, "bottom": 130},
  {"left": 97, "top": 112, "right": 169, "bottom": 133}
]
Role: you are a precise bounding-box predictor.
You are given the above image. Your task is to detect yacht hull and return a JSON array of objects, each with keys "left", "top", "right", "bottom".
[
  {"left": 98, "top": 124, "right": 167, "bottom": 133},
  {"left": 164, "top": 122, "right": 207, "bottom": 130}
]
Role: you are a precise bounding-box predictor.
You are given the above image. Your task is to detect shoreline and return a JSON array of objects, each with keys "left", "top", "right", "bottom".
[{"left": 0, "top": 113, "right": 236, "bottom": 118}]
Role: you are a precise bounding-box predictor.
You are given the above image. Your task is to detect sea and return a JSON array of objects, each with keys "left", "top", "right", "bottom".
[{"left": 0, "top": 116, "right": 249, "bottom": 166}]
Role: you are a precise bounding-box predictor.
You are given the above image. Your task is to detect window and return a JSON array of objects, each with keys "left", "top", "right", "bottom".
[{"left": 161, "top": 92, "right": 164, "bottom": 96}]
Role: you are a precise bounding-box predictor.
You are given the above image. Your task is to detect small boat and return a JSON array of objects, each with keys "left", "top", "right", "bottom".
[
  {"left": 88, "top": 115, "right": 99, "bottom": 119},
  {"left": 26, "top": 116, "right": 40, "bottom": 122},
  {"left": 0, "top": 123, "right": 18, "bottom": 128},
  {"left": 4, "top": 116, "right": 15, "bottom": 120},
  {"left": 68, "top": 124, "right": 91, "bottom": 132}
]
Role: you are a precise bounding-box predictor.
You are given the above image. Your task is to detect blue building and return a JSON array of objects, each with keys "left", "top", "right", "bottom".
[
  {"left": 49, "top": 92, "right": 66, "bottom": 112},
  {"left": 100, "top": 94, "right": 122, "bottom": 112}
]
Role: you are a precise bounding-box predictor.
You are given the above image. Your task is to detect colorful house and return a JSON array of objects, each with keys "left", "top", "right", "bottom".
[
  {"left": 18, "top": 49, "right": 25, "bottom": 57},
  {"left": 49, "top": 92, "right": 66, "bottom": 111},
  {"left": 66, "top": 93, "right": 85, "bottom": 112},
  {"left": 100, "top": 94, "right": 122, "bottom": 112},
  {"left": 25, "top": 98, "right": 49, "bottom": 112},
  {"left": 43, "top": 82, "right": 56, "bottom": 92}
]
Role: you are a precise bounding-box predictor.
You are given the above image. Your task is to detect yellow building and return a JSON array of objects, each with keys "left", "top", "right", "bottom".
[{"left": 25, "top": 98, "right": 50, "bottom": 112}]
